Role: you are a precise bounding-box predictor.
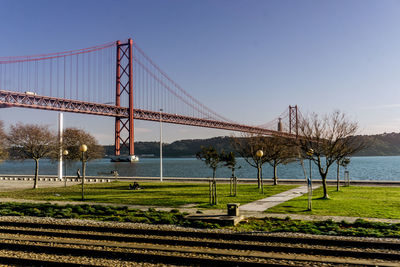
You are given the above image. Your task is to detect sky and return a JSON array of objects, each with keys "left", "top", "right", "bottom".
[{"left": 1, "top": 0, "right": 400, "bottom": 145}]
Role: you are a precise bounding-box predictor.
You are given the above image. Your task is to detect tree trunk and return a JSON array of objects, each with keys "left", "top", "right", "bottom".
[
  {"left": 234, "top": 176, "right": 237, "bottom": 196},
  {"left": 81, "top": 156, "right": 86, "bottom": 201},
  {"left": 321, "top": 173, "right": 329, "bottom": 199},
  {"left": 209, "top": 179, "right": 212, "bottom": 204},
  {"left": 230, "top": 169, "right": 235, "bottom": 196},
  {"left": 33, "top": 158, "right": 39, "bottom": 189},
  {"left": 273, "top": 165, "right": 278, "bottom": 185},
  {"left": 214, "top": 179, "right": 217, "bottom": 205},
  {"left": 212, "top": 168, "right": 217, "bottom": 205},
  {"left": 336, "top": 161, "right": 340, "bottom": 191}
]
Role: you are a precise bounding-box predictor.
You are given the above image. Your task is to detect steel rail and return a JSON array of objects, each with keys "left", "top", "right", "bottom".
[
  {"left": 0, "top": 257, "right": 87, "bottom": 266},
  {"left": 0, "top": 226, "right": 398, "bottom": 261},
  {"left": 0, "top": 221, "right": 398, "bottom": 250},
  {"left": 0, "top": 221, "right": 397, "bottom": 266}
]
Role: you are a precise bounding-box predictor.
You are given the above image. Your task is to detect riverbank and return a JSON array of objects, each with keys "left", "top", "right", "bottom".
[{"left": 0, "top": 175, "right": 399, "bottom": 188}]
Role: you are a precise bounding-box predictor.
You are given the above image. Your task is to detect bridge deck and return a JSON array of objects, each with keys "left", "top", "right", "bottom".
[{"left": 0, "top": 90, "right": 296, "bottom": 137}]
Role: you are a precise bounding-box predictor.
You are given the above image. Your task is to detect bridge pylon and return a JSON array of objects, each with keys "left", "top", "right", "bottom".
[
  {"left": 115, "top": 39, "right": 135, "bottom": 158},
  {"left": 289, "top": 105, "right": 298, "bottom": 137}
]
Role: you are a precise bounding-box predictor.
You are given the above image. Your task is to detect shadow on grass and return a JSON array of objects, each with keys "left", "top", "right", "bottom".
[{"left": 316, "top": 197, "right": 331, "bottom": 200}]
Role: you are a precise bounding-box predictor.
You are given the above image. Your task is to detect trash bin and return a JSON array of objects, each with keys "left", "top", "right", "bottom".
[{"left": 227, "top": 203, "right": 240, "bottom": 216}]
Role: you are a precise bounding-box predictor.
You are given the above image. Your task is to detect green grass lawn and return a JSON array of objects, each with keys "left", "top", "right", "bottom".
[
  {"left": 267, "top": 186, "right": 400, "bottom": 219},
  {"left": 0, "top": 182, "right": 296, "bottom": 210}
]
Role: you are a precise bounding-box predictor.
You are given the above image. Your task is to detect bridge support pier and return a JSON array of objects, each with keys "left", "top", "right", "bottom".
[{"left": 115, "top": 39, "right": 135, "bottom": 159}]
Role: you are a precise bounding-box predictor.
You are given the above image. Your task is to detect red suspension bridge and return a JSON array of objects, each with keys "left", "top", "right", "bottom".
[{"left": 0, "top": 38, "right": 301, "bottom": 158}]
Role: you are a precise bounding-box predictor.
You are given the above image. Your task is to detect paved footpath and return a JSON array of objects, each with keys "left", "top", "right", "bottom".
[{"left": 239, "top": 185, "right": 321, "bottom": 212}]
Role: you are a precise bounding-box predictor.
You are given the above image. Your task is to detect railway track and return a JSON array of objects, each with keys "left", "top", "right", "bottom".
[{"left": 0, "top": 219, "right": 397, "bottom": 266}]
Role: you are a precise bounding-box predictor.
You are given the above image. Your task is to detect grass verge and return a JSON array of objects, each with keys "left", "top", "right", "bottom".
[
  {"left": 0, "top": 181, "right": 296, "bottom": 209},
  {"left": 267, "top": 186, "right": 400, "bottom": 219},
  {"left": 0, "top": 202, "right": 215, "bottom": 227},
  {"left": 235, "top": 217, "right": 400, "bottom": 238}
]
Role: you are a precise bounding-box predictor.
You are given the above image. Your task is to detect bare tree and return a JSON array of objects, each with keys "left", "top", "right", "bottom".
[
  {"left": 61, "top": 128, "right": 104, "bottom": 162},
  {"left": 336, "top": 157, "right": 351, "bottom": 191},
  {"left": 221, "top": 151, "right": 240, "bottom": 196},
  {"left": 233, "top": 133, "right": 267, "bottom": 188},
  {"left": 0, "top": 121, "right": 8, "bottom": 161},
  {"left": 233, "top": 133, "right": 295, "bottom": 187},
  {"left": 263, "top": 136, "right": 298, "bottom": 185},
  {"left": 297, "top": 111, "right": 365, "bottom": 199},
  {"left": 8, "top": 123, "right": 57, "bottom": 189},
  {"left": 196, "top": 146, "right": 223, "bottom": 205}
]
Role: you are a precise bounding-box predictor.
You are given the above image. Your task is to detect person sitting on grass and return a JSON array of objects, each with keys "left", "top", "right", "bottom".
[
  {"left": 129, "top": 182, "right": 142, "bottom": 190},
  {"left": 133, "top": 182, "right": 140, "bottom": 190}
]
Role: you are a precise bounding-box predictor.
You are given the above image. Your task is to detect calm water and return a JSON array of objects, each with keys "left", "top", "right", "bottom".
[{"left": 0, "top": 156, "right": 399, "bottom": 181}]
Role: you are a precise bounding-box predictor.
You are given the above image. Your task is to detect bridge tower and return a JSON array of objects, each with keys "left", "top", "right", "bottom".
[
  {"left": 277, "top": 118, "right": 283, "bottom": 132},
  {"left": 115, "top": 39, "right": 135, "bottom": 159},
  {"left": 289, "top": 105, "right": 298, "bottom": 137}
]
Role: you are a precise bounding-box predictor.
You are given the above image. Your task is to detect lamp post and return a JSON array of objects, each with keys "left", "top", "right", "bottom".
[
  {"left": 306, "top": 148, "right": 314, "bottom": 210},
  {"left": 160, "top": 108, "right": 163, "bottom": 182},
  {"left": 256, "top": 149, "right": 264, "bottom": 194},
  {"left": 63, "top": 150, "right": 69, "bottom": 187},
  {"left": 79, "top": 144, "right": 87, "bottom": 201}
]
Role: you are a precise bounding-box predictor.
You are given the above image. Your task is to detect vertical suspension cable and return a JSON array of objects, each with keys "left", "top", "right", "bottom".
[
  {"left": 146, "top": 59, "right": 148, "bottom": 110},
  {"left": 149, "top": 58, "right": 151, "bottom": 110},
  {"left": 10, "top": 62, "right": 13, "bottom": 90},
  {"left": 50, "top": 59, "right": 52, "bottom": 97},
  {"left": 63, "top": 56, "right": 66, "bottom": 98},
  {"left": 57, "top": 56, "right": 59, "bottom": 97},
  {"left": 95, "top": 49, "right": 98, "bottom": 103},
  {"left": 134, "top": 52, "right": 137, "bottom": 108},
  {"left": 88, "top": 52, "right": 91, "bottom": 102},
  {"left": 27, "top": 57, "right": 30, "bottom": 91},
  {"left": 42, "top": 60, "right": 44, "bottom": 95},
  {"left": 98, "top": 48, "right": 101, "bottom": 104},
  {"left": 141, "top": 55, "right": 144, "bottom": 109},
  {"left": 82, "top": 52, "right": 84, "bottom": 101},
  {"left": 35, "top": 61, "right": 38, "bottom": 92},
  {"left": 76, "top": 54, "right": 79, "bottom": 99},
  {"left": 70, "top": 55, "right": 72, "bottom": 99}
]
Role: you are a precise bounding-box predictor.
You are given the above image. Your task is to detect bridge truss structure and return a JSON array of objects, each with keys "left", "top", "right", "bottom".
[{"left": 0, "top": 38, "right": 300, "bottom": 157}]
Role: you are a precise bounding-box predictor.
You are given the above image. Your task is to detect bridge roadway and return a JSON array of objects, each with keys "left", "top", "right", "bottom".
[{"left": 0, "top": 90, "right": 296, "bottom": 138}]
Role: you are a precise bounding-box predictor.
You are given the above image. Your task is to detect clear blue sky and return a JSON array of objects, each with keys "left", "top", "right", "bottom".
[{"left": 1, "top": 0, "right": 400, "bottom": 144}]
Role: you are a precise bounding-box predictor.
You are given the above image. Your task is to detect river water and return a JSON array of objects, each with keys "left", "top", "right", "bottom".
[{"left": 0, "top": 156, "right": 398, "bottom": 181}]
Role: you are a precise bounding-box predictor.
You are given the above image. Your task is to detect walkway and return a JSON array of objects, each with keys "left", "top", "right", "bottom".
[{"left": 239, "top": 185, "right": 321, "bottom": 212}]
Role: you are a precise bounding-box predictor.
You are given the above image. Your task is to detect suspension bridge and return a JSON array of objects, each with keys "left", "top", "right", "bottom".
[{"left": 0, "top": 38, "right": 301, "bottom": 159}]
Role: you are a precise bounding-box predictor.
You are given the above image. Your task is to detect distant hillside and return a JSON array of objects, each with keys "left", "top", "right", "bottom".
[
  {"left": 354, "top": 132, "right": 400, "bottom": 156},
  {"left": 104, "top": 136, "right": 234, "bottom": 158},
  {"left": 103, "top": 132, "right": 400, "bottom": 158}
]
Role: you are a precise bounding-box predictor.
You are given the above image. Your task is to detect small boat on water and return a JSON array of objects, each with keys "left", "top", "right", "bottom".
[{"left": 110, "top": 155, "right": 139, "bottom": 162}]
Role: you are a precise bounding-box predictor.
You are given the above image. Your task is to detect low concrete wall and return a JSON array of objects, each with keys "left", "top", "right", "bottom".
[
  {"left": 0, "top": 175, "right": 111, "bottom": 183},
  {"left": 0, "top": 174, "right": 398, "bottom": 186}
]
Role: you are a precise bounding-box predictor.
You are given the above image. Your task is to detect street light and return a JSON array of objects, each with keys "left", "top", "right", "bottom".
[
  {"left": 79, "top": 144, "right": 88, "bottom": 201},
  {"left": 256, "top": 150, "right": 264, "bottom": 194},
  {"left": 306, "top": 148, "right": 314, "bottom": 210},
  {"left": 63, "top": 150, "right": 69, "bottom": 187},
  {"left": 160, "top": 108, "right": 163, "bottom": 182},
  {"left": 306, "top": 149, "right": 314, "bottom": 180}
]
